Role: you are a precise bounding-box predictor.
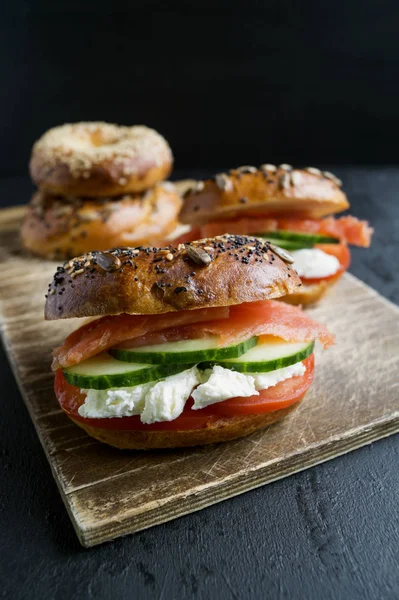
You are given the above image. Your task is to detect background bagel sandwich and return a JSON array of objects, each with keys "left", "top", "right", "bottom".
[
  {"left": 46, "top": 234, "right": 333, "bottom": 449},
  {"left": 177, "top": 165, "right": 373, "bottom": 305}
]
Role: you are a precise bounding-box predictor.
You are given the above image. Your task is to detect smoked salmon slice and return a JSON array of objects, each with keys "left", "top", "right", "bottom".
[
  {"left": 122, "top": 300, "right": 335, "bottom": 349},
  {"left": 200, "top": 218, "right": 279, "bottom": 239},
  {"left": 52, "top": 307, "right": 229, "bottom": 370},
  {"left": 199, "top": 300, "right": 335, "bottom": 348},
  {"left": 53, "top": 300, "right": 333, "bottom": 370},
  {"left": 317, "top": 216, "right": 373, "bottom": 247}
]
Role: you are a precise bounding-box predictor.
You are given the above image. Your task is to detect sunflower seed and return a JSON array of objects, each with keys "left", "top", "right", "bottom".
[
  {"left": 236, "top": 165, "right": 257, "bottom": 174},
  {"left": 53, "top": 205, "right": 73, "bottom": 217},
  {"left": 142, "top": 190, "right": 153, "bottom": 201},
  {"left": 96, "top": 252, "right": 121, "bottom": 272},
  {"left": 183, "top": 180, "right": 204, "bottom": 195},
  {"left": 109, "top": 246, "right": 134, "bottom": 253},
  {"left": 31, "top": 194, "right": 43, "bottom": 207},
  {"left": 279, "top": 172, "right": 291, "bottom": 190},
  {"left": 195, "top": 181, "right": 205, "bottom": 192},
  {"left": 290, "top": 171, "right": 302, "bottom": 186},
  {"left": 79, "top": 210, "right": 100, "bottom": 222},
  {"left": 186, "top": 245, "right": 212, "bottom": 265},
  {"left": 106, "top": 203, "right": 121, "bottom": 212},
  {"left": 278, "top": 163, "right": 293, "bottom": 171},
  {"left": 323, "top": 171, "right": 342, "bottom": 186},
  {"left": 215, "top": 173, "right": 233, "bottom": 191},
  {"left": 268, "top": 243, "right": 295, "bottom": 264},
  {"left": 260, "top": 164, "right": 277, "bottom": 172},
  {"left": 160, "top": 181, "right": 175, "bottom": 192},
  {"left": 305, "top": 167, "right": 322, "bottom": 176},
  {"left": 33, "top": 206, "right": 44, "bottom": 217}
]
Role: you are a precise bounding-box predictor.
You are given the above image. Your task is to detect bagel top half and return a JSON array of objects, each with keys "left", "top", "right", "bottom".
[
  {"left": 179, "top": 164, "right": 349, "bottom": 224},
  {"left": 45, "top": 235, "right": 301, "bottom": 320},
  {"left": 30, "top": 122, "right": 173, "bottom": 196}
]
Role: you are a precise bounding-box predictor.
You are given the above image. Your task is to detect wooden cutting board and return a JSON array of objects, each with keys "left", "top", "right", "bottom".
[{"left": 1, "top": 205, "right": 398, "bottom": 547}]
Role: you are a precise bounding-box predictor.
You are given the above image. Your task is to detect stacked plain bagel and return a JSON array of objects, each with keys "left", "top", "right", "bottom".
[{"left": 22, "top": 122, "right": 182, "bottom": 259}]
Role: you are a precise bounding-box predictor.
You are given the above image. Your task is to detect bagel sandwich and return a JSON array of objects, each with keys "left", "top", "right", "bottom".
[
  {"left": 178, "top": 165, "right": 373, "bottom": 305},
  {"left": 46, "top": 235, "right": 333, "bottom": 449}
]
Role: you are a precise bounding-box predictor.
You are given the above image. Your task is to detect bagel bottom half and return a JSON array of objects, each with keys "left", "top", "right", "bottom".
[
  {"left": 21, "top": 184, "right": 182, "bottom": 260},
  {"left": 69, "top": 399, "right": 303, "bottom": 450},
  {"left": 282, "top": 273, "right": 343, "bottom": 306}
]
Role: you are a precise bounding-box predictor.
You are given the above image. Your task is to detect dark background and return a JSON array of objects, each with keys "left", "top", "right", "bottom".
[
  {"left": 1, "top": 3, "right": 399, "bottom": 599},
  {"left": 1, "top": 0, "right": 399, "bottom": 178}
]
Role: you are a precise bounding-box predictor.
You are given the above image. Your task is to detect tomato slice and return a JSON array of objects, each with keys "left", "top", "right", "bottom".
[
  {"left": 300, "top": 243, "right": 350, "bottom": 285},
  {"left": 171, "top": 227, "right": 201, "bottom": 244},
  {"left": 212, "top": 354, "right": 314, "bottom": 416},
  {"left": 54, "top": 355, "right": 314, "bottom": 431}
]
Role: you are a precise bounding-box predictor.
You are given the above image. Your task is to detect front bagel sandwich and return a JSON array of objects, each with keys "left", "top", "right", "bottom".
[{"left": 46, "top": 235, "right": 333, "bottom": 449}]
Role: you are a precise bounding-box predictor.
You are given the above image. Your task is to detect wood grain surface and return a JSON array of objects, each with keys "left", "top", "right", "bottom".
[{"left": 0, "top": 205, "right": 398, "bottom": 547}]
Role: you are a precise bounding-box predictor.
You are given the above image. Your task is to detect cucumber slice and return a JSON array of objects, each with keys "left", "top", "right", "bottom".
[
  {"left": 111, "top": 336, "right": 258, "bottom": 364},
  {"left": 257, "top": 237, "right": 307, "bottom": 250},
  {"left": 256, "top": 229, "right": 339, "bottom": 249},
  {"left": 63, "top": 353, "right": 191, "bottom": 390},
  {"left": 200, "top": 340, "right": 314, "bottom": 373}
]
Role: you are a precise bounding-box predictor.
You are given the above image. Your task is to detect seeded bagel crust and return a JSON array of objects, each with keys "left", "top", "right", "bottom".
[
  {"left": 69, "top": 399, "right": 302, "bottom": 449},
  {"left": 21, "top": 183, "right": 182, "bottom": 260},
  {"left": 30, "top": 122, "right": 173, "bottom": 196},
  {"left": 179, "top": 165, "right": 349, "bottom": 224},
  {"left": 44, "top": 234, "right": 302, "bottom": 320}
]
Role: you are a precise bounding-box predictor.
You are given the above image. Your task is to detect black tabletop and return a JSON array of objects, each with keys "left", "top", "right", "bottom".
[{"left": 1, "top": 168, "right": 398, "bottom": 600}]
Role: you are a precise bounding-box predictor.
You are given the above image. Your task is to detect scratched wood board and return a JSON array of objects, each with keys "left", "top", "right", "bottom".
[{"left": 0, "top": 205, "right": 398, "bottom": 547}]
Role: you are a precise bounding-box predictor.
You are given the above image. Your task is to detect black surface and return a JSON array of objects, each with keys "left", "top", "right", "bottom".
[
  {"left": 3, "top": 1, "right": 399, "bottom": 171},
  {"left": 0, "top": 168, "right": 398, "bottom": 599}
]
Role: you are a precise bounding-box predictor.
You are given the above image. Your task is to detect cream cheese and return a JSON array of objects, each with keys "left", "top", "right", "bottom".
[
  {"left": 191, "top": 366, "right": 257, "bottom": 409},
  {"left": 140, "top": 366, "right": 201, "bottom": 424},
  {"left": 291, "top": 248, "right": 340, "bottom": 279},
  {"left": 78, "top": 362, "right": 306, "bottom": 423}
]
